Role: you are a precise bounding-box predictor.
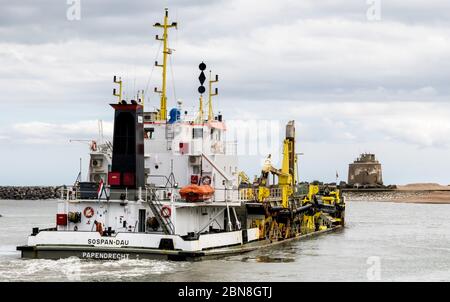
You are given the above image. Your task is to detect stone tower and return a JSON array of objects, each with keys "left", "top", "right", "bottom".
[{"left": 348, "top": 153, "right": 383, "bottom": 186}]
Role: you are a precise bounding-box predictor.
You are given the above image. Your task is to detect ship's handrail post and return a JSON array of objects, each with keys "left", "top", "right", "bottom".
[
  {"left": 170, "top": 187, "right": 175, "bottom": 234},
  {"left": 225, "top": 187, "right": 232, "bottom": 231},
  {"left": 232, "top": 208, "right": 241, "bottom": 230},
  {"left": 226, "top": 203, "right": 232, "bottom": 231},
  {"left": 224, "top": 186, "right": 227, "bottom": 202}
]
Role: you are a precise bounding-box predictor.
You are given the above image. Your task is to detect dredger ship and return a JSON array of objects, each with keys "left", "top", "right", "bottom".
[{"left": 17, "top": 9, "right": 345, "bottom": 261}]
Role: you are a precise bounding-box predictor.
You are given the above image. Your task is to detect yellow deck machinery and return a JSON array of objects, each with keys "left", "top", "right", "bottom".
[{"left": 239, "top": 121, "right": 345, "bottom": 241}]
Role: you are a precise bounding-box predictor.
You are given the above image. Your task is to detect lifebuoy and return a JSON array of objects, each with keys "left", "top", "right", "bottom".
[
  {"left": 201, "top": 175, "right": 212, "bottom": 185},
  {"left": 83, "top": 207, "right": 94, "bottom": 218},
  {"left": 161, "top": 206, "right": 171, "bottom": 218}
]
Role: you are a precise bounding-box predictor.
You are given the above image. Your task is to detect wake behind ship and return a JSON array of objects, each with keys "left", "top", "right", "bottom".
[{"left": 17, "top": 9, "right": 345, "bottom": 261}]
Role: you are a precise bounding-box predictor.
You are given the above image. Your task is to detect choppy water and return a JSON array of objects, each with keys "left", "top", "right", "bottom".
[{"left": 1, "top": 199, "right": 450, "bottom": 281}]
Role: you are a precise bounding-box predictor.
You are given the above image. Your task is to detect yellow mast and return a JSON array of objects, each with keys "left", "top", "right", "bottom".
[
  {"left": 154, "top": 8, "right": 177, "bottom": 121},
  {"left": 198, "top": 95, "right": 204, "bottom": 122},
  {"left": 113, "top": 76, "right": 122, "bottom": 103},
  {"left": 208, "top": 71, "right": 218, "bottom": 121}
]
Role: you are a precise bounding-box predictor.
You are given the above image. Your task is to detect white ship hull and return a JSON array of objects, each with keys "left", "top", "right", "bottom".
[{"left": 18, "top": 226, "right": 342, "bottom": 261}]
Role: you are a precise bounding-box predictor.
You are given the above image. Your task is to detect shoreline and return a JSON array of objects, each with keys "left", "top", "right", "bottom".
[
  {"left": 344, "top": 190, "right": 450, "bottom": 204},
  {"left": 1, "top": 185, "right": 450, "bottom": 205}
]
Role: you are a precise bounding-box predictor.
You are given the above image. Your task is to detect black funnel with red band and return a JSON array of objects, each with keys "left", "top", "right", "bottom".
[{"left": 109, "top": 104, "right": 144, "bottom": 189}]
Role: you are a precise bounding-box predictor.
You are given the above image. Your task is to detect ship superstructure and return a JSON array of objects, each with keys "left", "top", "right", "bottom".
[{"left": 17, "top": 9, "right": 345, "bottom": 260}]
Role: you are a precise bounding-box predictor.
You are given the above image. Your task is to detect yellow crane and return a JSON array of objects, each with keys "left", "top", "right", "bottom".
[
  {"left": 239, "top": 120, "right": 345, "bottom": 241},
  {"left": 238, "top": 171, "right": 251, "bottom": 187},
  {"left": 254, "top": 121, "right": 296, "bottom": 208}
]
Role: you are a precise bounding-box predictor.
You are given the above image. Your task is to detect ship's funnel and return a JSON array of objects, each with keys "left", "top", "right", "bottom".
[{"left": 108, "top": 103, "right": 145, "bottom": 190}]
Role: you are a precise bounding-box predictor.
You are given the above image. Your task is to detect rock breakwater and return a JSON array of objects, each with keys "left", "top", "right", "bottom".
[{"left": 0, "top": 186, "right": 59, "bottom": 200}]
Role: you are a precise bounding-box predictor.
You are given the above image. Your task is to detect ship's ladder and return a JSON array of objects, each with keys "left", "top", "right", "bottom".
[
  {"left": 165, "top": 124, "right": 175, "bottom": 150},
  {"left": 146, "top": 190, "right": 175, "bottom": 235}
]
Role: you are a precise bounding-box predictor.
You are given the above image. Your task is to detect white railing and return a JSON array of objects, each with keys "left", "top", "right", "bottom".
[
  {"left": 224, "top": 140, "right": 238, "bottom": 155},
  {"left": 238, "top": 188, "right": 255, "bottom": 201},
  {"left": 237, "top": 187, "right": 284, "bottom": 202},
  {"left": 59, "top": 185, "right": 245, "bottom": 204}
]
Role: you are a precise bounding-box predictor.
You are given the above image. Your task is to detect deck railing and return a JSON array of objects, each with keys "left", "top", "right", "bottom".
[
  {"left": 238, "top": 187, "right": 283, "bottom": 202},
  {"left": 59, "top": 185, "right": 248, "bottom": 203}
]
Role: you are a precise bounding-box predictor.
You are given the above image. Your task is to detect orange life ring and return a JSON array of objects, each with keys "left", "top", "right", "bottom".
[
  {"left": 161, "top": 206, "right": 171, "bottom": 218},
  {"left": 84, "top": 207, "right": 94, "bottom": 218}
]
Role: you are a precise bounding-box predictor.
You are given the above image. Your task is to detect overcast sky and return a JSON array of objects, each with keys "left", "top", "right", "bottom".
[{"left": 1, "top": 0, "right": 450, "bottom": 185}]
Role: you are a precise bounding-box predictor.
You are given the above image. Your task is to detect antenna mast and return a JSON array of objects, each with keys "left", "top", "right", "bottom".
[
  {"left": 154, "top": 8, "right": 177, "bottom": 121},
  {"left": 208, "top": 71, "right": 219, "bottom": 121},
  {"left": 113, "top": 76, "right": 122, "bottom": 103}
]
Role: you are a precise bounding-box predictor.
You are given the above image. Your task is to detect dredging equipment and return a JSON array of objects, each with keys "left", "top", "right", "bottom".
[{"left": 17, "top": 9, "right": 344, "bottom": 261}]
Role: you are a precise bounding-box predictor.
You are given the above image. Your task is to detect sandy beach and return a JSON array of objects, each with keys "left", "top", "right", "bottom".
[{"left": 344, "top": 183, "right": 450, "bottom": 204}]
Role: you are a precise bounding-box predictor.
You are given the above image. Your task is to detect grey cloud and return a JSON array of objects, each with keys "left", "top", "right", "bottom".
[
  {"left": 2, "top": 1, "right": 450, "bottom": 44},
  {"left": 3, "top": 1, "right": 450, "bottom": 99},
  {"left": 2, "top": 1, "right": 450, "bottom": 185},
  {"left": 0, "top": 0, "right": 211, "bottom": 43}
]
